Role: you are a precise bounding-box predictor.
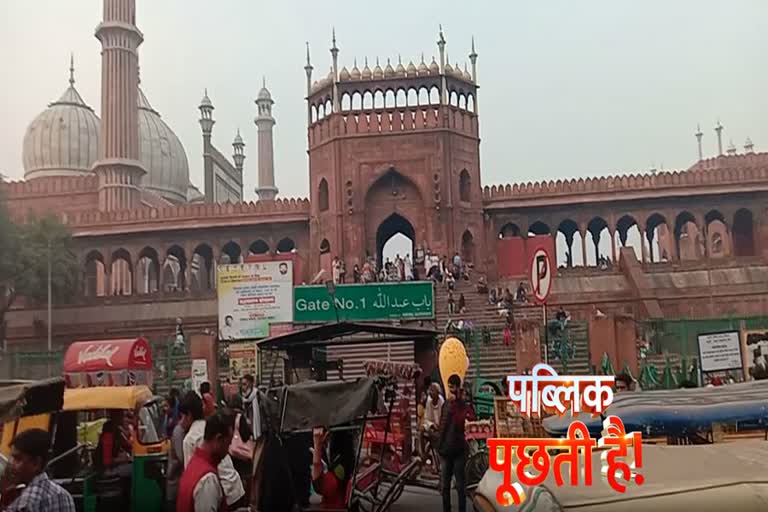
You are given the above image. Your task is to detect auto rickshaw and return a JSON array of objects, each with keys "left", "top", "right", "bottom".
[
  {"left": 0, "top": 378, "right": 66, "bottom": 506},
  {"left": 46, "top": 385, "right": 169, "bottom": 512}
]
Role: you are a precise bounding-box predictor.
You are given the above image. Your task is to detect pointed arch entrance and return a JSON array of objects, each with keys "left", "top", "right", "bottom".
[
  {"left": 364, "top": 167, "right": 425, "bottom": 267},
  {"left": 376, "top": 213, "right": 415, "bottom": 266}
]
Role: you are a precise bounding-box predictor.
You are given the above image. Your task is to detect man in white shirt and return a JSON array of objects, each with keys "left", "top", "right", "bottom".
[
  {"left": 183, "top": 406, "right": 245, "bottom": 508},
  {"left": 240, "top": 374, "right": 262, "bottom": 440},
  {"left": 420, "top": 383, "right": 444, "bottom": 456}
]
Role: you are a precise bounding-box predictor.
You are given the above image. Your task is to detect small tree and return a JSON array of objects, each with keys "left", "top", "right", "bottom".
[{"left": 0, "top": 201, "right": 79, "bottom": 347}]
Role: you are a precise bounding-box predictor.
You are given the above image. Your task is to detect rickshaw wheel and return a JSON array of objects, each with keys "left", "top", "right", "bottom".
[{"left": 465, "top": 449, "right": 489, "bottom": 491}]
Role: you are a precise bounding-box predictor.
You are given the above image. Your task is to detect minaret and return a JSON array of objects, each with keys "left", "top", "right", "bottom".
[
  {"left": 254, "top": 78, "right": 278, "bottom": 201},
  {"left": 469, "top": 36, "right": 478, "bottom": 82},
  {"left": 232, "top": 129, "right": 245, "bottom": 175},
  {"left": 744, "top": 137, "right": 754, "bottom": 154},
  {"left": 304, "top": 43, "right": 313, "bottom": 125},
  {"left": 695, "top": 124, "right": 703, "bottom": 160},
  {"left": 92, "top": 0, "right": 146, "bottom": 211},
  {"left": 715, "top": 120, "right": 724, "bottom": 156},
  {"left": 437, "top": 26, "right": 447, "bottom": 105},
  {"left": 330, "top": 29, "right": 339, "bottom": 113},
  {"left": 198, "top": 89, "right": 215, "bottom": 202}
]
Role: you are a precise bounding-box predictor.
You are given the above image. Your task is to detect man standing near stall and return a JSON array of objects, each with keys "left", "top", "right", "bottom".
[{"left": 437, "top": 374, "right": 475, "bottom": 512}]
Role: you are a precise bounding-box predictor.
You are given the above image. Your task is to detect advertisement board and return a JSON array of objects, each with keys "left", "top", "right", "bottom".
[
  {"left": 217, "top": 260, "right": 294, "bottom": 340},
  {"left": 697, "top": 331, "right": 743, "bottom": 373},
  {"left": 293, "top": 281, "right": 434, "bottom": 323},
  {"left": 228, "top": 343, "right": 257, "bottom": 383}
]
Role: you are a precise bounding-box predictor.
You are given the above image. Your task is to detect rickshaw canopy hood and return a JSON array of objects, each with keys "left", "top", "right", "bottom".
[
  {"left": 63, "top": 338, "right": 153, "bottom": 373},
  {"left": 63, "top": 385, "right": 154, "bottom": 411},
  {"left": 0, "top": 378, "right": 65, "bottom": 423},
  {"left": 264, "top": 378, "right": 377, "bottom": 433}
]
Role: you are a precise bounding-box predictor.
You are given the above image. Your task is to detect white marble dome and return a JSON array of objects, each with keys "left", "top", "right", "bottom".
[
  {"left": 138, "top": 87, "right": 190, "bottom": 204},
  {"left": 22, "top": 77, "right": 100, "bottom": 180}
]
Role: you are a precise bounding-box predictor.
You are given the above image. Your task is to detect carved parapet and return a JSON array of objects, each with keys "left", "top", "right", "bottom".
[
  {"left": 0, "top": 176, "right": 98, "bottom": 198},
  {"left": 482, "top": 154, "right": 768, "bottom": 203},
  {"left": 61, "top": 197, "right": 310, "bottom": 233},
  {"left": 309, "top": 105, "right": 477, "bottom": 147}
]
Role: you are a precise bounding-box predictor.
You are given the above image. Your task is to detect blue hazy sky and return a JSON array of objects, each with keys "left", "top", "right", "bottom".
[{"left": 1, "top": 0, "right": 766, "bottom": 200}]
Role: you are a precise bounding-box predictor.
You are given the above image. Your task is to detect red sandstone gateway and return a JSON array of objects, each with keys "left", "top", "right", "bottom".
[{"left": 63, "top": 337, "right": 154, "bottom": 388}]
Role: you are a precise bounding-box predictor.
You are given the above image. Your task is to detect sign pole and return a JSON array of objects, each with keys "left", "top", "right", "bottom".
[
  {"left": 542, "top": 302, "right": 549, "bottom": 365},
  {"left": 529, "top": 247, "right": 554, "bottom": 369}
]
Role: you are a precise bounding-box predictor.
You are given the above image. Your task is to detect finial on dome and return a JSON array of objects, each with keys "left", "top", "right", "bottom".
[
  {"left": 263, "top": 76, "right": 266, "bottom": 88},
  {"left": 69, "top": 53, "right": 75, "bottom": 86},
  {"left": 421, "top": 52, "right": 425, "bottom": 63}
]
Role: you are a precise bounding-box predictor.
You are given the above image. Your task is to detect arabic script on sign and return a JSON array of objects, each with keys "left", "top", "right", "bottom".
[
  {"left": 488, "top": 365, "right": 644, "bottom": 506},
  {"left": 78, "top": 344, "right": 120, "bottom": 368}
]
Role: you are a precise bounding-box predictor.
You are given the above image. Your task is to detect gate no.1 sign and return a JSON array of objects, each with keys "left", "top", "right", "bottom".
[{"left": 293, "top": 282, "right": 434, "bottom": 323}]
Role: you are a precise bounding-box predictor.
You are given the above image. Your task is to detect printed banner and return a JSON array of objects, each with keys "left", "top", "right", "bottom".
[
  {"left": 217, "top": 260, "right": 294, "bottom": 340},
  {"left": 293, "top": 281, "right": 434, "bottom": 323},
  {"left": 191, "top": 359, "right": 209, "bottom": 393},
  {"left": 229, "top": 343, "right": 257, "bottom": 383}
]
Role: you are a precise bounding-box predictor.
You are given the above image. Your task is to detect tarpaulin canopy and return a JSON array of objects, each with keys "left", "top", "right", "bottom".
[
  {"left": 543, "top": 380, "right": 768, "bottom": 437},
  {"left": 63, "top": 338, "right": 153, "bottom": 373},
  {"left": 256, "top": 321, "right": 437, "bottom": 350},
  {"left": 63, "top": 385, "right": 154, "bottom": 411},
  {"left": 0, "top": 378, "right": 65, "bottom": 423},
  {"left": 263, "top": 378, "right": 377, "bottom": 433}
]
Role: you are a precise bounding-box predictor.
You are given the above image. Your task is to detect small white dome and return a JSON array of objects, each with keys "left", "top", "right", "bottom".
[
  {"left": 339, "top": 67, "right": 351, "bottom": 81},
  {"left": 257, "top": 86, "right": 272, "bottom": 102},
  {"left": 418, "top": 59, "right": 429, "bottom": 76},
  {"left": 350, "top": 62, "right": 361, "bottom": 80},
  {"left": 384, "top": 59, "right": 395, "bottom": 78},
  {"left": 362, "top": 60, "right": 372, "bottom": 80},
  {"left": 406, "top": 61, "right": 418, "bottom": 77},
  {"left": 395, "top": 59, "right": 406, "bottom": 77},
  {"left": 444, "top": 62, "right": 454, "bottom": 74},
  {"left": 138, "top": 87, "right": 190, "bottom": 204},
  {"left": 22, "top": 77, "right": 100, "bottom": 180},
  {"left": 429, "top": 57, "right": 440, "bottom": 74},
  {"left": 373, "top": 61, "right": 384, "bottom": 79}
]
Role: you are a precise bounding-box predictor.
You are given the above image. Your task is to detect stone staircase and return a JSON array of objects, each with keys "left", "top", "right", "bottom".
[
  {"left": 542, "top": 320, "right": 591, "bottom": 376},
  {"left": 433, "top": 278, "right": 592, "bottom": 382},
  {"left": 433, "top": 279, "right": 517, "bottom": 383}
]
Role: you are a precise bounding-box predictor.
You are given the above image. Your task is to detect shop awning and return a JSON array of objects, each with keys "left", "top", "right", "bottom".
[
  {"left": 256, "top": 321, "right": 438, "bottom": 350},
  {"left": 63, "top": 338, "right": 153, "bottom": 373}
]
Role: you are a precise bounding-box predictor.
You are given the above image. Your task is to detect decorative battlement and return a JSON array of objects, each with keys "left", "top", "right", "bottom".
[
  {"left": 309, "top": 104, "right": 477, "bottom": 147},
  {"left": 62, "top": 197, "right": 310, "bottom": 234},
  {"left": 483, "top": 160, "right": 768, "bottom": 203},
  {"left": 688, "top": 151, "right": 768, "bottom": 171},
  {"left": 0, "top": 175, "right": 98, "bottom": 197}
]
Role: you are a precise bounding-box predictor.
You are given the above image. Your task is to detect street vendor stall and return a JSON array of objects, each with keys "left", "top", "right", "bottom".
[{"left": 63, "top": 338, "right": 153, "bottom": 388}]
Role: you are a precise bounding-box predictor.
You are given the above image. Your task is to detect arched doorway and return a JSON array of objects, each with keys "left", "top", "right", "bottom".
[
  {"left": 461, "top": 230, "right": 475, "bottom": 265},
  {"left": 376, "top": 213, "right": 415, "bottom": 267},
  {"left": 364, "top": 168, "right": 425, "bottom": 267}
]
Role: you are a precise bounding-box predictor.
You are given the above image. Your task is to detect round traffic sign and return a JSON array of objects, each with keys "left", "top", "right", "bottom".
[{"left": 529, "top": 247, "right": 553, "bottom": 303}]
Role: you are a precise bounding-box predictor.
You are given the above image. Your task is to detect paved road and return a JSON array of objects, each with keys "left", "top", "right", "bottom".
[{"left": 391, "top": 486, "right": 472, "bottom": 512}]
